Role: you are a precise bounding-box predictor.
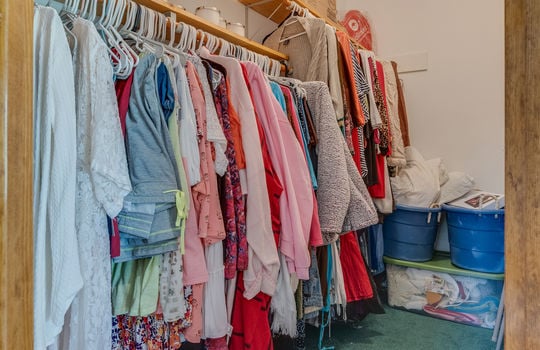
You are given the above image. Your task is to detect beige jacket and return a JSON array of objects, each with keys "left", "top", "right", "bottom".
[{"left": 264, "top": 17, "right": 328, "bottom": 84}]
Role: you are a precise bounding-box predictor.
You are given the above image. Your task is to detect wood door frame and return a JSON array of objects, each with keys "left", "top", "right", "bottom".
[
  {"left": 0, "top": 0, "right": 34, "bottom": 349},
  {"left": 505, "top": 0, "right": 540, "bottom": 348},
  {"left": 1, "top": 0, "right": 539, "bottom": 349}
]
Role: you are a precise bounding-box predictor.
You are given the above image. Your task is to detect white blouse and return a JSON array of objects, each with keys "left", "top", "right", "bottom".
[{"left": 33, "top": 7, "right": 83, "bottom": 349}]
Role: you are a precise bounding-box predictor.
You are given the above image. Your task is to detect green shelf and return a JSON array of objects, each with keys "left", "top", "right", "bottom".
[{"left": 383, "top": 253, "right": 505, "bottom": 280}]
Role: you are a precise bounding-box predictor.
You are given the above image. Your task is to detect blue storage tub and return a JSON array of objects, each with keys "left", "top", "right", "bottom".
[
  {"left": 383, "top": 205, "right": 442, "bottom": 262},
  {"left": 442, "top": 205, "right": 505, "bottom": 273}
]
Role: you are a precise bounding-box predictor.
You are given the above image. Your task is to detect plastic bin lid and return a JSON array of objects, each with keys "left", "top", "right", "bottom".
[
  {"left": 383, "top": 253, "right": 504, "bottom": 280},
  {"left": 442, "top": 204, "right": 504, "bottom": 215},
  {"left": 395, "top": 204, "right": 442, "bottom": 213}
]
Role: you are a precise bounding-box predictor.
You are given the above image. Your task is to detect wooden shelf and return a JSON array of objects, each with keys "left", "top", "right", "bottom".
[
  {"left": 239, "top": 0, "right": 365, "bottom": 49},
  {"left": 133, "top": 0, "right": 288, "bottom": 61}
]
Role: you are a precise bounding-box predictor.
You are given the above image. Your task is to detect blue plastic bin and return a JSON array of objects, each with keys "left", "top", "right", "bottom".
[
  {"left": 383, "top": 205, "right": 441, "bottom": 262},
  {"left": 442, "top": 205, "right": 505, "bottom": 273}
]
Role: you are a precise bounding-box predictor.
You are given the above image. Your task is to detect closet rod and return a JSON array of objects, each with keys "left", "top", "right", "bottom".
[{"left": 132, "top": 0, "right": 288, "bottom": 61}]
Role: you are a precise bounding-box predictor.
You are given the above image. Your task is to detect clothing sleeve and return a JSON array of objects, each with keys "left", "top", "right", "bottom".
[
  {"left": 176, "top": 67, "right": 202, "bottom": 186},
  {"left": 89, "top": 50, "right": 132, "bottom": 218}
]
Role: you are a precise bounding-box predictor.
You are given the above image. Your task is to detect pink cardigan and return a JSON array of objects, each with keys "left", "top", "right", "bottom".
[
  {"left": 243, "top": 62, "right": 313, "bottom": 280},
  {"left": 199, "top": 48, "right": 279, "bottom": 299}
]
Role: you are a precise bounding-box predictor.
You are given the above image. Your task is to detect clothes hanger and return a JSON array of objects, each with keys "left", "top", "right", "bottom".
[
  {"left": 218, "top": 38, "right": 228, "bottom": 56},
  {"left": 97, "top": 0, "right": 133, "bottom": 77},
  {"left": 189, "top": 25, "right": 198, "bottom": 52},
  {"left": 196, "top": 29, "right": 206, "bottom": 51},
  {"left": 166, "top": 15, "right": 181, "bottom": 68},
  {"left": 273, "top": 59, "right": 281, "bottom": 77},
  {"left": 110, "top": 0, "right": 139, "bottom": 75},
  {"left": 119, "top": 0, "right": 132, "bottom": 31},
  {"left": 84, "top": 0, "right": 96, "bottom": 22},
  {"left": 205, "top": 32, "right": 216, "bottom": 53}
]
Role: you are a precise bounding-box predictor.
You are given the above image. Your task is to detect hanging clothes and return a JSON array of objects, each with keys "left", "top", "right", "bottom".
[
  {"left": 206, "top": 63, "right": 248, "bottom": 279},
  {"left": 302, "top": 81, "right": 378, "bottom": 243},
  {"left": 382, "top": 60, "right": 407, "bottom": 169},
  {"left": 185, "top": 60, "right": 226, "bottom": 245},
  {"left": 339, "top": 232, "right": 374, "bottom": 302},
  {"left": 229, "top": 271, "right": 274, "bottom": 350},
  {"left": 200, "top": 47, "right": 280, "bottom": 300},
  {"left": 244, "top": 61, "right": 314, "bottom": 280},
  {"left": 116, "top": 53, "right": 183, "bottom": 261},
  {"left": 58, "top": 16, "right": 132, "bottom": 350},
  {"left": 264, "top": 16, "right": 328, "bottom": 84},
  {"left": 33, "top": 7, "right": 83, "bottom": 349},
  {"left": 326, "top": 25, "right": 345, "bottom": 124},
  {"left": 159, "top": 59, "right": 189, "bottom": 323},
  {"left": 392, "top": 61, "right": 411, "bottom": 147},
  {"left": 335, "top": 32, "right": 366, "bottom": 127}
]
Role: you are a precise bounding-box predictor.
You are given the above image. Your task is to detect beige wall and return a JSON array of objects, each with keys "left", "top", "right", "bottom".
[{"left": 338, "top": 0, "right": 505, "bottom": 193}]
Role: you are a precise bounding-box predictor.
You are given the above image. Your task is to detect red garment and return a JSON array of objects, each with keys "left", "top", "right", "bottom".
[
  {"left": 229, "top": 272, "right": 273, "bottom": 350},
  {"left": 351, "top": 127, "right": 362, "bottom": 171},
  {"left": 257, "top": 115, "right": 283, "bottom": 247},
  {"left": 339, "top": 232, "right": 374, "bottom": 302},
  {"left": 114, "top": 71, "right": 134, "bottom": 138},
  {"left": 205, "top": 336, "right": 228, "bottom": 350},
  {"left": 367, "top": 154, "right": 386, "bottom": 198}
]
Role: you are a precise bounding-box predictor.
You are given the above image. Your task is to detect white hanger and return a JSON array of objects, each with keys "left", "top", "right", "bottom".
[
  {"left": 174, "top": 23, "right": 186, "bottom": 50},
  {"left": 112, "top": 0, "right": 126, "bottom": 28},
  {"left": 196, "top": 29, "right": 206, "bottom": 51},
  {"left": 90, "top": 0, "right": 99, "bottom": 22},
  {"left": 279, "top": 15, "right": 307, "bottom": 43},
  {"left": 166, "top": 13, "right": 177, "bottom": 47},
  {"left": 101, "top": 0, "right": 114, "bottom": 27},
  {"left": 206, "top": 32, "right": 216, "bottom": 53},
  {"left": 189, "top": 25, "right": 198, "bottom": 52},
  {"left": 218, "top": 38, "right": 229, "bottom": 56},
  {"left": 273, "top": 59, "right": 281, "bottom": 77},
  {"left": 119, "top": 1, "right": 135, "bottom": 31}
]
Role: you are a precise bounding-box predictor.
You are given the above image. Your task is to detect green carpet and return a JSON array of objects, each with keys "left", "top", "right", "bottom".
[{"left": 275, "top": 306, "right": 496, "bottom": 350}]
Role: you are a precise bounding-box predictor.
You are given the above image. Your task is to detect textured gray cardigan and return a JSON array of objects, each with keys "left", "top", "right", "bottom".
[{"left": 302, "top": 82, "right": 379, "bottom": 243}]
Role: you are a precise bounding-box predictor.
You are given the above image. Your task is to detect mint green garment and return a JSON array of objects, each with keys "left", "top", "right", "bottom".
[{"left": 111, "top": 255, "right": 161, "bottom": 316}]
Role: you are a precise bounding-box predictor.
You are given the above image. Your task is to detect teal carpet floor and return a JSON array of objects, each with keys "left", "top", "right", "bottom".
[{"left": 275, "top": 306, "right": 497, "bottom": 350}]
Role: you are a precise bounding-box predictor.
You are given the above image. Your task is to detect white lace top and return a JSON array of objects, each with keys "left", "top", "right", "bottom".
[{"left": 58, "top": 17, "right": 131, "bottom": 350}]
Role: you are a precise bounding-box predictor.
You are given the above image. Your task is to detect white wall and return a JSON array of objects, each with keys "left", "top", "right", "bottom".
[
  {"left": 338, "top": 0, "right": 505, "bottom": 193},
  {"left": 168, "top": 0, "right": 278, "bottom": 43}
]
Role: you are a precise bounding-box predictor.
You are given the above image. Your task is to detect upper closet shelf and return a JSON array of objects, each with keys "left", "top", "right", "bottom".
[
  {"left": 239, "top": 0, "right": 365, "bottom": 49},
  {"left": 133, "top": 0, "right": 288, "bottom": 61}
]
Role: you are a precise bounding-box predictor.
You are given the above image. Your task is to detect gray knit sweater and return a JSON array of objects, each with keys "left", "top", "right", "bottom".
[{"left": 302, "top": 82, "right": 379, "bottom": 244}]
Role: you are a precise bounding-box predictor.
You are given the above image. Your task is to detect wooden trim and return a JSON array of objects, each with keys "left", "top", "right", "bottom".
[
  {"left": 505, "top": 0, "right": 540, "bottom": 348},
  {"left": 0, "top": 0, "right": 34, "bottom": 349}
]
